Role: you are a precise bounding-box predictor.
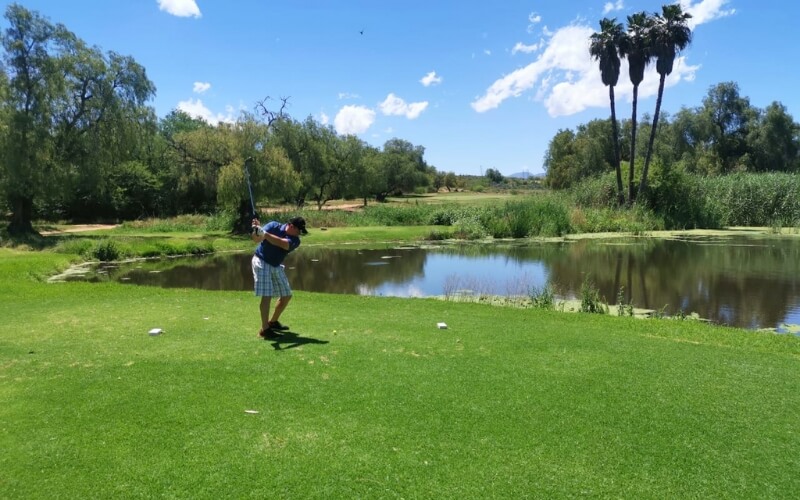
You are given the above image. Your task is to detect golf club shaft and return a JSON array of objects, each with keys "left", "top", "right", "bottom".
[{"left": 244, "top": 157, "right": 257, "bottom": 218}]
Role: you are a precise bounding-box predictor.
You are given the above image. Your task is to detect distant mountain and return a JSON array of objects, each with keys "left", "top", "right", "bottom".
[{"left": 508, "top": 171, "right": 545, "bottom": 179}]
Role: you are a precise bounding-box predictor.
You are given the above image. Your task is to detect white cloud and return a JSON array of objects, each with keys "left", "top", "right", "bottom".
[
  {"left": 471, "top": 23, "right": 700, "bottom": 117},
  {"left": 680, "top": 0, "right": 736, "bottom": 29},
  {"left": 420, "top": 71, "right": 443, "bottom": 87},
  {"left": 379, "top": 93, "right": 429, "bottom": 119},
  {"left": 177, "top": 98, "right": 235, "bottom": 125},
  {"left": 319, "top": 112, "right": 329, "bottom": 125},
  {"left": 338, "top": 92, "right": 360, "bottom": 100},
  {"left": 472, "top": 25, "right": 594, "bottom": 114},
  {"left": 512, "top": 41, "right": 541, "bottom": 55},
  {"left": 603, "top": 0, "right": 625, "bottom": 15},
  {"left": 193, "top": 82, "right": 211, "bottom": 94},
  {"left": 157, "top": 0, "right": 201, "bottom": 18},
  {"left": 527, "top": 12, "right": 542, "bottom": 33},
  {"left": 334, "top": 105, "right": 376, "bottom": 135},
  {"left": 484, "top": 49, "right": 492, "bottom": 56}
]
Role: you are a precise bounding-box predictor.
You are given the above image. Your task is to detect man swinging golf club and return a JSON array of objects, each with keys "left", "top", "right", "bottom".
[{"left": 251, "top": 216, "right": 308, "bottom": 339}]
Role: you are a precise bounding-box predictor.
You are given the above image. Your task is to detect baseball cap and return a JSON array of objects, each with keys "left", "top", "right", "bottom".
[{"left": 289, "top": 216, "right": 308, "bottom": 235}]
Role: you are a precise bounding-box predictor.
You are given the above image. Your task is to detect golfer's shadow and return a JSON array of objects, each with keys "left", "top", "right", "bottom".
[{"left": 265, "top": 331, "right": 329, "bottom": 351}]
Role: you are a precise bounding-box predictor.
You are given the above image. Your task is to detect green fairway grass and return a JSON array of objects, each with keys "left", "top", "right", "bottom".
[{"left": 2, "top": 247, "right": 799, "bottom": 498}]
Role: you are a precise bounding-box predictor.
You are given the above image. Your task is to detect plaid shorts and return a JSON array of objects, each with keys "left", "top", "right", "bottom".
[{"left": 252, "top": 255, "right": 293, "bottom": 297}]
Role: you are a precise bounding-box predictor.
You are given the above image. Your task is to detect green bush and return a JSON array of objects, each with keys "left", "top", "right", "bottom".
[
  {"left": 483, "top": 217, "right": 512, "bottom": 238},
  {"left": 644, "top": 162, "right": 722, "bottom": 229},
  {"left": 92, "top": 240, "right": 121, "bottom": 262},
  {"left": 425, "top": 229, "right": 453, "bottom": 241},
  {"left": 54, "top": 238, "right": 94, "bottom": 256},
  {"left": 428, "top": 205, "right": 484, "bottom": 226},
  {"left": 480, "top": 197, "right": 571, "bottom": 238},
  {"left": 569, "top": 171, "right": 619, "bottom": 208},
  {"left": 205, "top": 211, "right": 238, "bottom": 232},
  {"left": 452, "top": 217, "right": 487, "bottom": 240},
  {"left": 140, "top": 241, "right": 214, "bottom": 258},
  {"left": 120, "top": 214, "right": 211, "bottom": 232},
  {"left": 529, "top": 283, "right": 556, "bottom": 310},
  {"left": 361, "top": 204, "right": 434, "bottom": 226},
  {"left": 110, "top": 161, "right": 161, "bottom": 220},
  {"left": 580, "top": 275, "right": 607, "bottom": 314}
]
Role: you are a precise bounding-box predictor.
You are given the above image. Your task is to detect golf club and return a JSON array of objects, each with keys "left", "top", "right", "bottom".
[
  {"left": 244, "top": 156, "right": 262, "bottom": 235},
  {"left": 244, "top": 156, "right": 257, "bottom": 218}
]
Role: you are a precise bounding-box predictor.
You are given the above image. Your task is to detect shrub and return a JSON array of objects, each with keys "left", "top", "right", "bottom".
[
  {"left": 481, "top": 197, "right": 572, "bottom": 238},
  {"left": 428, "top": 205, "right": 483, "bottom": 226},
  {"left": 425, "top": 229, "right": 453, "bottom": 241},
  {"left": 529, "top": 283, "right": 556, "bottom": 310},
  {"left": 616, "top": 286, "right": 634, "bottom": 317},
  {"left": 110, "top": 161, "right": 161, "bottom": 220},
  {"left": 580, "top": 275, "right": 607, "bottom": 314},
  {"left": 205, "top": 211, "right": 238, "bottom": 232},
  {"left": 483, "top": 217, "right": 512, "bottom": 238},
  {"left": 644, "top": 162, "right": 722, "bottom": 229},
  {"left": 452, "top": 217, "right": 487, "bottom": 240},
  {"left": 120, "top": 214, "right": 211, "bottom": 232},
  {"left": 93, "top": 240, "right": 120, "bottom": 262},
  {"left": 569, "top": 171, "right": 619, "bottom": 208},
  {"left": 54, "top": 238, "right": 94, "bottom": 256}
]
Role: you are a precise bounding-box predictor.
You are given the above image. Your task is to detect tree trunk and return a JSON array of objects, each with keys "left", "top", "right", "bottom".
[
  {"left": 640, "top": 73, "right": 666, "bottom": 200},
  {"left": 629, "top": 85, "right": 639, "bottom": 204},
  {"left": 609, "top": 86, "right": 624, "bottom": 206},
  {"left": 234, "top": 199, "right": 255, "bottom": 234},
  {"left": 8, "top": 194, "right": 35, "bottom": 235}
]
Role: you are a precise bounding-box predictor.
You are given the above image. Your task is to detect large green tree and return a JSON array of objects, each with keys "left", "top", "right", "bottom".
[
  {"left": 618, "top": 11, "right": 653, "bottom": 203},
  {"left": 701, "top": 81, "right": 758, "bottom": 172},
  {"left": 0, "top": 4, "right": 155, "bottom": 232},
  {"left": 747, "top": 102, "right": 800, "bottom": 172},
  {"left": 639, "top": 4, "right": 692, "bottom": 198},
  {"left": 375, "top": 138, "right": 430, "bottom": 201},
  {"left": 589, "top": 17, "right": 626, "bottom": 205},
  {"left": 543, "top": 129, "right": 578, "bottom": 189}
]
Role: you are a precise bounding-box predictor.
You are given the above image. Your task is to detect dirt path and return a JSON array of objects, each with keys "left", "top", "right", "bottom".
[{"left": 40, "top": 224, "right": 119, "bottom": 236}]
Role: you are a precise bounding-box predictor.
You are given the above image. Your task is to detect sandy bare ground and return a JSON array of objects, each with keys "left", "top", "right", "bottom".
[
  {"left": 262, "top": 202, "right": 364, "bottom": 214},
  {"left": 40, "top": 224, "right": 119, "bottom": 236}
]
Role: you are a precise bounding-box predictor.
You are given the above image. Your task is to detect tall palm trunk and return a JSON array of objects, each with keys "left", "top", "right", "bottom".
[
  {"left": 640, "top": 72, "right": 666, "bottom": 198},
  {"left": 609, "top": 85, "right": 624, "bottom": 206},
  {"left": 629, "top": 85, "right": 639, "bottom": 203}
]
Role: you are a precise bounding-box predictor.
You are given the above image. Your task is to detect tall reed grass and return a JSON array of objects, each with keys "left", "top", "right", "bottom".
[{"left": 570, "top": 170, "right": 800, "bottom": 230}]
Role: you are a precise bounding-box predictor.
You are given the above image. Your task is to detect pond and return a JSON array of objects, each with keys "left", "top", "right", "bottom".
[{"left": 73, "top": 234, "right": 800, "bottom": 331}]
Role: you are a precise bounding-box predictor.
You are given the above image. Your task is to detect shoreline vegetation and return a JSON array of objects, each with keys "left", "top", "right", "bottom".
[{"left": 15, "top": 205, "right": 800, "bottom": 334}]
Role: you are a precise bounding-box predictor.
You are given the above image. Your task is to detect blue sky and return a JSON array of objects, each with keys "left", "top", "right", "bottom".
[{"left": 2, "top": 1, "right": 796, "bottom": 176}]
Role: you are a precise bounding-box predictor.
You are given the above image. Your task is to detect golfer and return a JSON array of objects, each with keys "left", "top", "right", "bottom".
[{"left": 251, "top": 216, "right": 307, "bottom": 338}]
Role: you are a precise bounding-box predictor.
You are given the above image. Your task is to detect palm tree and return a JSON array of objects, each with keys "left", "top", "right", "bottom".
[
  {"left": 618, "top": 11, "right": 654, "bottom": 203},
  {"left": 639, "top": 4, "right": 693, "bottom": 198},
  {"left": 589, "top": 18, "right": 626, "bottom": 206}
]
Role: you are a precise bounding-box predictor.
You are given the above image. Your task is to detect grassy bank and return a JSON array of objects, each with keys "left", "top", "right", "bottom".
[{"left": 2, "top": 248, "right": 800, "bottom": 497}]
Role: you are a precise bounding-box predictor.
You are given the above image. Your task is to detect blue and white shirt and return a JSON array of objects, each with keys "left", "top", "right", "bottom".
[{"left": 254, "top": 221, "right": 301, "bottom": 267}]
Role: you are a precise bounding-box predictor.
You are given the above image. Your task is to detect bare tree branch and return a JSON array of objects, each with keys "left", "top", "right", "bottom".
[{"left": 254, "top": 96, "right": 291, "bottom": 126}]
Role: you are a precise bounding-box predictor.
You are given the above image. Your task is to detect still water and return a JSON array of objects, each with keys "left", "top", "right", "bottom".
[{"left": 88, "top": 235, "right": 800, "bottom": 331}]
